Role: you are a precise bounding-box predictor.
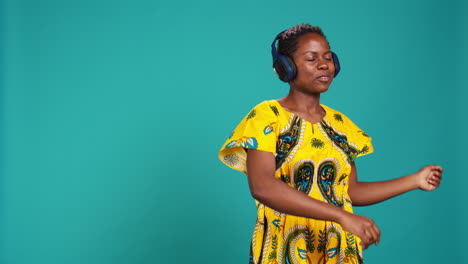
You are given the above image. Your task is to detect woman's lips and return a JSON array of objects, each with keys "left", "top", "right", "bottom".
[{"left": 317, "top": 75, "right": 331, "bottom": 82}]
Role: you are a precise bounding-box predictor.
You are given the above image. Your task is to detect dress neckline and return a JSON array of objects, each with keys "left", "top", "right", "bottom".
[{"left": 272, "top": 100, "right": 329, "bottom": 126}]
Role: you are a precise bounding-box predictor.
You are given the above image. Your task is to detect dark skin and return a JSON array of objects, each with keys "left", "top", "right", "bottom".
[{"left": 247, "top": 33, "right": 443, "bottom": 249}]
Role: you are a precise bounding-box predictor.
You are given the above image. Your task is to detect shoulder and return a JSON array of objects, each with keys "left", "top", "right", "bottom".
[
  {"left": 251, "top": 100, "right": 281, "bottom": 115},
  {"left": 322, "top": 105, "right": 358, "bottom": 125},
  {"left": 322, "top": 104, "right": 350, "bottom": 122},
  {"left": 321, "top": 104, "right": 369, "bottom": 136},
  {"left": 243, "top": 100, "right": 281, "bottom": 121}
]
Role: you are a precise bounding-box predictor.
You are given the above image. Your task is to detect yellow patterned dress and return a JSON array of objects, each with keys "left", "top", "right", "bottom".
[{"left": 218, "top": 100, "right": 373, "bottom": 264}]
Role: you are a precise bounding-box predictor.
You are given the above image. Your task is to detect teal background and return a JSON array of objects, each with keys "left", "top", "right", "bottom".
[{"left": 1, "top": 0, "right": 466, "bottom": 263}]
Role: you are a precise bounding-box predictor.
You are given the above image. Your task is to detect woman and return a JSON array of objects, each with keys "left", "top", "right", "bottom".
[{"left": 218, "top": 24, "right": 442, "bottom": 264}]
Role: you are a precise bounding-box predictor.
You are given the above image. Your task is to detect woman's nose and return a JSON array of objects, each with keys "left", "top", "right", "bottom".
[{"left": 318, "top": 59, "right": 329, "bottom": 70}]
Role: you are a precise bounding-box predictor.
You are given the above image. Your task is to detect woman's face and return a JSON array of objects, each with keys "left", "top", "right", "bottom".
[{"left": 290, "top": 33, "right": 335, "bottom": 94}]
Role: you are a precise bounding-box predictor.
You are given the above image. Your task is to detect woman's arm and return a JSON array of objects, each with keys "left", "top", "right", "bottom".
[
  {"left": 348, "top": 163, "right": 443, "bottom": 206},
  {"left": 247, "top": 149, "right": 381, "bottom": 249}
]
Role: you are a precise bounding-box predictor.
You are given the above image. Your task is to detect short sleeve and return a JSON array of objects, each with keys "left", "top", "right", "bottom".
[
  {"left": 344, "top": 116, "right": 374, "bottom": 160},
  {"left": 353, "top": 127, "right": 374, "bottom": 159},
  {"left": 218, "top": 101, "right": 279, "bottom": 173}
]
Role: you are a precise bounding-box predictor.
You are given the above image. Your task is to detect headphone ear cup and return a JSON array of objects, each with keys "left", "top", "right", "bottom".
[
  {"left": 273, "top": 55, "right": 297, "bottom": 82},
  {"left": 332, "top": 52, "right": 341, "bottom": 77}
]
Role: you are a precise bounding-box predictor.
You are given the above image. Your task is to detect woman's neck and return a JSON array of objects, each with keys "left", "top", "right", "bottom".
[{"left": 278, "top": 89, "right": 322, "bottom": 114}]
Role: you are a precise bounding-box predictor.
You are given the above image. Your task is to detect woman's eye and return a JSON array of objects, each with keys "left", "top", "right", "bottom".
[
  {"left": 325, "top": 57, "right": 332, "bottom": 61},
  {"left": 307, "top": 58, "right": 316, "bottom": 61}
]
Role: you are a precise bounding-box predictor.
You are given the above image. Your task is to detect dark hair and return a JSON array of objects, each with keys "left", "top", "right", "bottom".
[{"left": 278, "top": 24, "right": 329, "bottom": 58}]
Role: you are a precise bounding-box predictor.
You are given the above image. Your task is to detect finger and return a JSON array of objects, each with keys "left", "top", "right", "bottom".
[
  {"left": 372, "top": 224, "right": 381, "bottom": 246},
  {"left": 430, "top": 165, "right": 443, "bottom": 172},
  {"left": 368, "top": 224, "right": 379, "bottom": 246},
  {"left": 427, "top": 179, "right": 437, "bottom": 189},
  {"left": 363, "top": 227, "right": 375, "bottom": 245},
  {"left": 431, "top": 175, "right": 441, "bottom": 184},
  {"left": 432, "top": 172, "right": 442, "bottom": 179},
  {"left": 363, "top": 226, "right": 377, "bottom": 247},
  {"left": 360, "top": 240, "right": 370, "bottom": 250},
  {"left": 428, "top": 180, "right": 439, "bottom": 188},
  {"left": 360, "top": 229, "right": 373, "bottom": 247},
  {"left": 430, "top": 175, "right": 441, "bottom": 185},
  {"left": 429, "top": 172, "right": 441, "bottom": 181}
]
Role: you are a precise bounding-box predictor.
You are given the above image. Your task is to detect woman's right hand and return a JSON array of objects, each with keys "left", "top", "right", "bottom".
[{"left": 338, "top": 212, "right": 380, "bottom": 249}]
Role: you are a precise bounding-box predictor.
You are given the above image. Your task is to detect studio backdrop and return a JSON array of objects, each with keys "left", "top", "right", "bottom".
[{"left": 1, "top": 0, "right": 466, "bottom": 264}]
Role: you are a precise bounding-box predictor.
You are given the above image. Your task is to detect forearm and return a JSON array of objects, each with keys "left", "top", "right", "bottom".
[
  {"left": 246, "top": 149, "right": 384, "bottom": 248},
  {"left": 349, "top": 174, "right": 419, "bottom": 206},
  {"left": 250, "top": 177, "right": 348, "bottom": 222}
]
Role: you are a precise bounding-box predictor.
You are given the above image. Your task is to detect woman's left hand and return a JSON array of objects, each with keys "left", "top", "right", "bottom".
[{"left": 414, "top": 165, "right": 443, "bottom": 191}]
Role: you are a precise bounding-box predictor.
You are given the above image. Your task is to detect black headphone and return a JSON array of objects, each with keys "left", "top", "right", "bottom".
[{"left": 271, "top": 31, "right": 341, "bottom": 82}]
